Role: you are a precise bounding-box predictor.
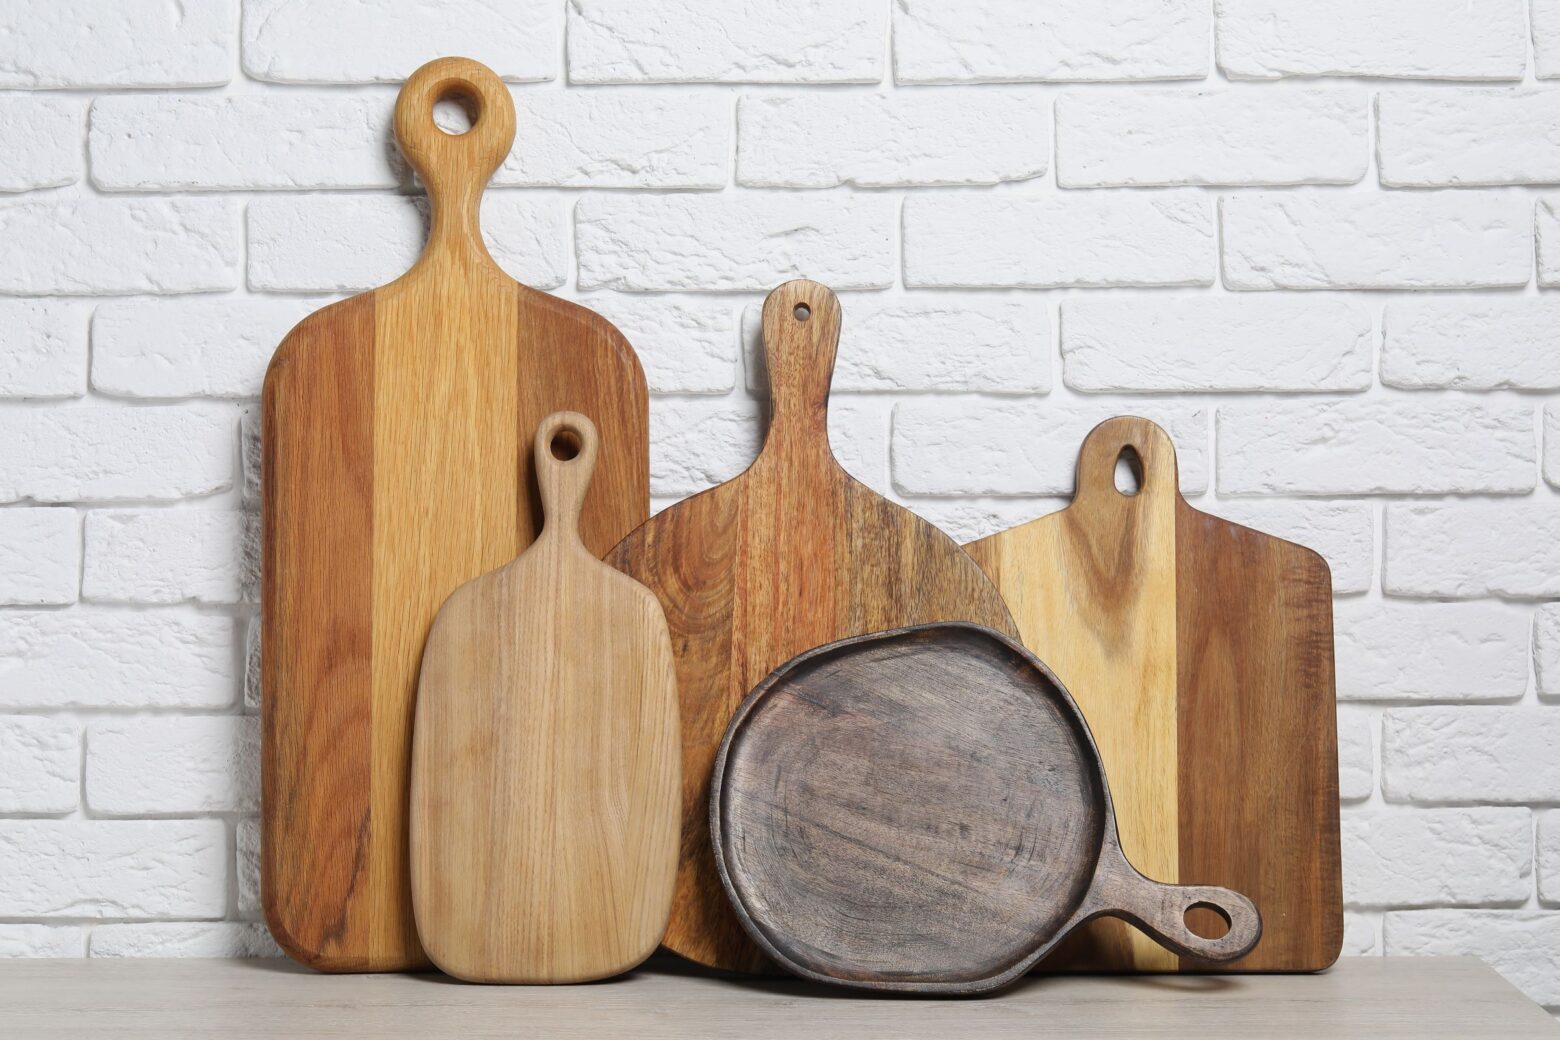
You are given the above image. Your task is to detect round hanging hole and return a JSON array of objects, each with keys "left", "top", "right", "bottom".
[
  {"left": 793, "top": 303, "right": 811, "bottom": 321},
  {"left": 550, "top": 428, "right": 582, "bottom": 461},
  {"left": 433, "top": 86, "right": 480, "bottom": 135}
]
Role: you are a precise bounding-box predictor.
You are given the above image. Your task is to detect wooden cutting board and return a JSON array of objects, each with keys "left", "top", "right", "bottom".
[
  {"left": 410, "top": 413, "right": 679, "bottom": 984},
  {"left": 607, "top": 280, "right": 1020, "bottom": 975},
  {"left": 261, "top": 57, "right": 649, "bottom": 973},
  {"left": 963, "top": 416, "right": 1340, "bottom": 973}
]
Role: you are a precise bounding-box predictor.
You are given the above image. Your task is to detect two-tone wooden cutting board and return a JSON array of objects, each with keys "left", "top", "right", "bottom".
[
  {"left": 261, "top": 57, "right": 649, "bottom": 972},
  {"left": 607, "top": 280, "right": 1020, "bottom": 974},
  {"left": 964, "top": 416, "right": 1340, "bottom": 972}
]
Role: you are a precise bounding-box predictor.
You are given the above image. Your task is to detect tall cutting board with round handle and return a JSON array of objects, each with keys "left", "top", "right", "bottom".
[
  {"left": 261, "top": 57, "right": 649, "bottom": 973},
  {"left": 963, "top": 416, "right": 1340, "bottom": 973},
  {"left": 606, "top": 280, "right": 1020, "bottom": 974}
]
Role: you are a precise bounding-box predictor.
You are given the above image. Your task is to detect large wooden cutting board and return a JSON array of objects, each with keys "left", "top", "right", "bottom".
[
  {"left": 410, "top": 413, "right": 679, "bottom": 984},
  {"left": 607, "top": 280, "right": 1020, "bottom": 974},
  {"left": 261, "top": 57, "right": 649, "bottom": 973},
  {"left": 964, "top": 416, "right": 1340, "bottom": 973}
]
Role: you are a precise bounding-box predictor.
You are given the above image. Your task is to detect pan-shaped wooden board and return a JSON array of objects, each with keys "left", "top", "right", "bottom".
[
  {"left": 606, "top": 280, "right": 1019, "bottom": 974},
  {"left": 710, "top": 623, "right": 1261, "bottom": 994},
  {"left": 964, "top": 416, "right": 1339, "bottom": 972},
  {"left": 261, "top": 58, "right": 649, "bottom": 972}
]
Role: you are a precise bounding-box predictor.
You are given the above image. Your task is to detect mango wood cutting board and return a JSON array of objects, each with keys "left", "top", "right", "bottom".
[
  {"left": 410, "top": 413, "right": 678, "bottom": 984},
  {"left": 607, "top": 280, "right": 1020, "bottom": 974},
  {"left": 261, "top": 57, "right": 649, "bottom": 973},
  {"left": 963, "top": 416, "right": 1340, "bottom": 973}
]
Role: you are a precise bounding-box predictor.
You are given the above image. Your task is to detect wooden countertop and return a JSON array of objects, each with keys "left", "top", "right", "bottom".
[{"left": 1, "top": 955, "right": 1554, "bottom": 1038}]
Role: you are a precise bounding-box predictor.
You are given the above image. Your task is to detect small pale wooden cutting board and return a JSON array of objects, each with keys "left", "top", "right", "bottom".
[
  {"left": 262, "top": 57, "right": 649, "bottom": 973},
  {"left": 964, "top": 416, "right": 1341, "bottom": 973},
  {"left": 410, "top": 412, "right": 679, "bottom": 984},
  {"left": 607, "top": 280, "right": 1020, "bottom": 974}
]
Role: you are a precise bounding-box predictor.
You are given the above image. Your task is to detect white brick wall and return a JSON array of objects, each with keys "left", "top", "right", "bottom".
[{"left": 0, "top": 0, "right": 1557, "bottom": 1012}]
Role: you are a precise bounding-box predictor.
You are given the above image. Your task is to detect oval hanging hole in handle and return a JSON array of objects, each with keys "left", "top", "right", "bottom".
[
  {"left": 1113, "top": 445, "right": 1143, "bottom": 497},
  {"left": 549, "top": 426, "right": 583, "bottom": 462},
  {"left": 1185, "top": 900, "right": 1231, "bottom": 940}
]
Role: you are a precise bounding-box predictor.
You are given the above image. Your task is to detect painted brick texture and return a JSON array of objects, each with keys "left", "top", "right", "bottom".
[{"left": 0, "top": 0, "right": 1555, "bottom": 1010}]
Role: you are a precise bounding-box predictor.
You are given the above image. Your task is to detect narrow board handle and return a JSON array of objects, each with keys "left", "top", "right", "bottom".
[
  {"left": 393, "top": 56, "right": 515, "bottom": 265},
  {"left": 1089, "top": 841, "right": 1263, "bottom": 964},
  {"left": 759, "top": 280, "right": 842, "bottom": 452},
  {"left": 1073, "top": 415, "right": 1180, "bottom": 508},
  {"left": 535, "top": 411, "right": 599, "bottom": 548}
]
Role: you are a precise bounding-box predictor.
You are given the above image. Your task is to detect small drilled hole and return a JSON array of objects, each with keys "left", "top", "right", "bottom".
[
  {"left": 1113, "top": 446, "right": 1143, "bottom": 497},
  {"left": 793, "top": 303, "right": 811, "bottom": 321},
  {"left": 1185, "top": 902, "right": 1232, "bottom": 940},
  {"left": 433, "top": 88, "right": 479, "bottom": 135},
  {"left": 550, "top": 428, "right": 582, "bottom": 461}
]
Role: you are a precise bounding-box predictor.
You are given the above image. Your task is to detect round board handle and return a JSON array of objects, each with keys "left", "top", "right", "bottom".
[
  {"left": 758, "top": 280, "right": 842, "bottom": 449},
  {"left": 1097, "top": 870, "right": 1263, "bottom": 964},
  {"left": 1072, "top": 415, "right": 1180, "bottom": 509},
  {"left": 393, "top": 56, "right": 516, "bottom": 259},
  {"left": 534, "top": 411, "right": 599, "bottom": 547}
]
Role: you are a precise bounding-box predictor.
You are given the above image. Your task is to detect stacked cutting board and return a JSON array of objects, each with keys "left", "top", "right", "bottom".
[{"left": 261, "top": 58, "right": 1341, "bottom": 992}]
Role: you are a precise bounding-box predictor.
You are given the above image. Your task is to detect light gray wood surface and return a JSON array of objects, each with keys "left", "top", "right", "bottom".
[{"left": 0, "top": 957, "right": 1554, "bottom": 1039}]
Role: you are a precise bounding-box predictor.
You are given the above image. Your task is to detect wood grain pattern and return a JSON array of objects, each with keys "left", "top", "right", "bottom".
[
  {"left": 710, "top": 623, "right": 1261, "bottom": 995},
  {"left": 606, "top": 280, "right": 1020, "bottom": 974},
  {"left": 261, "top": 57, "right": 649, "bottom": 973},
  {"left": 410, "top": 413, "right": 679, "bottom": 984},
  {"left": 964, "top": 416, "right": 1341, "bottom": 973}
]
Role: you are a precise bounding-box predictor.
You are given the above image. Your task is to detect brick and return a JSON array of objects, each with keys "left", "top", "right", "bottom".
[
  {"left": 1538, "top": 0, "right": 1560, "bottom": 78},
  {"left": 0, "top": 198, "right": 239, "bottom": 295},
  {"left": 1380, "top": 90, "right": 1560, "bottom": 187},
  {"left": 892, "top": 400, "right": 1207, "bottom": 496},
  {"left": 1216, "top": 0, "right": 1526, "bottom": 81},
  {"left": 1221, "top": 193, "right": 1530, "bottom": 290},
  {"left": 1341, "top": 914, "right": 1377, "bottom": 955},
  {"left": 898, "top": 497, "right": 1065, "bottom": 547},
  {"left": 0, "top": 611, "right": 237, "bottom": 710},
  {"left": 1337, "top": 711, "right": 1374, "bottom": 801},
  {"left": 827, "top": 397, "right": 892, "bottom": 494},
  {"left": 84, "top": 511, "right": 258, "bottom": 606},
  {"left": 0, "top": 717, "right": 78, "bottom": 814},
  {"left": 0, "top": 821, "right": 226, "bottom": 918},
  {"left": 244, "top": 619, "right": 261, "bottom": 712},
  {"left": 0, "top": 300, "right": 87, "bottom": 398},
  {"left": 1385, "top": 911, "right": 1560, "bottom": 1007},
  {"left": 744, "top": 295, "right": 1051, "bottom": 395},
  {"left": 90, "top": 95, "right": 396, "bottom": 192},
  {"left": 1383, "top": 709, "right": 1560, "bottom": 803},
  {"left": 1386, "top": 503, "right": 1560, "bottom": 598},
  {"left": 1216, "top": 400, "right": 1534, "bottom": 495},
  {"left": 1334, "top": 602, "right": 1529, "bottom": 703},
  {"left": 247, "top": 194, "right": 567, "bottom": 292},
  {"left": 649, "top": 397, "right": 761, "bottom": 498},
  {"left": 91, "top": 922, "right": 282, "bottom": 958},
  {"left": 498, "top": 92, "right": 728, "bottom": 189},
  {"left": 1538, "top": 200, "right": 1560, "bottom": 287},
  {"left": 0, "top": 0, "right": 232, "bottom": 88},
  {"left": 577, "top": 194, "right": 895, "bottom": 292},
  {"left": 1195, "top": 501, "right": 1373, "bottom": 595},
  {"left": 578, "top": 296, "right": 737, "bottom": 393},
  {"left": 1541, "top": 813, "right": 1560, "bottom": 906},
  {"left": 1383, "top": 300, "right": 1560, "bottom": 390},
  {"left": 1538, "top": 606, "right": 1560, "bottom": 701},
  {"left": 241, "top": 407, "right": 261, "bottom": 509},
  {"left": 738, "top": 91, "right": 1048, "bottom": 188},
  {"left": 1342, "top": 809, "right": 1530, "bottom": 908},
  {"left": 904, "top": 192, "right": 1214, "bottom": 289},
  {"left": 0, "top": 508, "right": 79, "bottom": 606},
  {"left": 93, "top": 299, "right": 315, "bottom": 399},
  {"left": 238, "top": 819, "right": 260, "bottom": 916},
  {"left": 1062, "top": 296, "right": 1370, "bottom": 393},
  {"left": 568, "top": 0, "right": 884, "bottom": 84},
  {"left": 1057, "top": 88, "right": 1365, "bottom": 187},
  {"left": 242, "top": 0, "right": 556, "bottom": 83},
  {"left": 0, "top": 925, "right": 84, "bottom": 958},
  {"left": 0, "top": 97, "right": 80, "bottom": 190},
  {"left": 893, "top": 0, "right": 1207, "bottom": 83},
  {"left": 88, "top": 716, "right": 259, "bottom": 815},
  {"left": 0, "top": 404, "right": 234, "bottom": 503}
]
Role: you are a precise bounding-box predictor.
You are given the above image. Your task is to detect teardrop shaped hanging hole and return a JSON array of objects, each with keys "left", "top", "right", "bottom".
[{"left": 1113, "top": 446, "right": 1143, "bottom": 497}]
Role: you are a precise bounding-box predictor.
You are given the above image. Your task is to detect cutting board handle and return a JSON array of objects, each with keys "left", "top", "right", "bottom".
[
  {"left": 759, "top": 280, "right": 842, "bottom": 454},
  {"left": 534, "top": 411, "right": 599, "bottom": 550},
  {"left": 1073, "top": 416, "right": 1180, "bottom": 509},
  {"left": 1088, "top": 840, "right": 1263, "bottom": 964},
  {"left": 393, "top": 56, "right": 516, "bottom": 269}
]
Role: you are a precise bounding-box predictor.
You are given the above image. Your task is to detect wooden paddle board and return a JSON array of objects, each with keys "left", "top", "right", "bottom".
[
  {"left": 963, "top": 416, "right": 1340, "bottom": 972},
  {"left": 261, "top": 57, "right": 649, "bottom": 972},
  {"left": 606, "top": 280, "right": 1020, "bottom": 974},
  {"left": 410, "top": 412, "right": 679, "bottom": 984}
]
